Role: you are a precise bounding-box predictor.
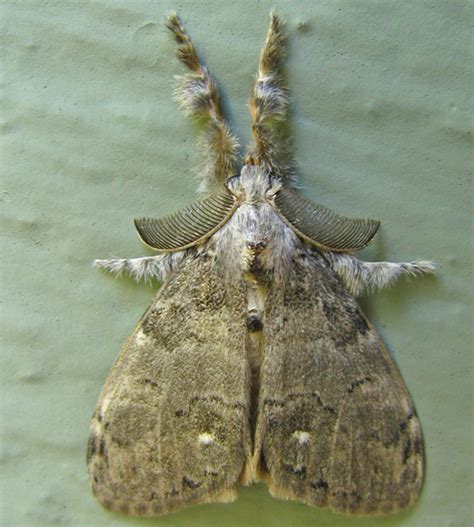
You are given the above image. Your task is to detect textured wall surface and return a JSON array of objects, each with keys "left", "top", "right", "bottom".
[{"left": 1, "top": 1, "right": 472, "bottom": 526}]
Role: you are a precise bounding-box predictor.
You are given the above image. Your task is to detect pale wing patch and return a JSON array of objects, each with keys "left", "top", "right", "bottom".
[
  {"left": 198, "top": 433, "right": 215, "bottom": 446},
  {"left": 292, "top": 431, "right": 311, "bottom": 446}
]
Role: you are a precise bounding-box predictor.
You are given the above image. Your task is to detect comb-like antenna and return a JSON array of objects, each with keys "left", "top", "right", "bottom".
[
  {"left": 166, "top": 14, "right": 240, "bottom": 190},
  {"left": 246, "top": 13, "right": 295, "bottom": 183}
]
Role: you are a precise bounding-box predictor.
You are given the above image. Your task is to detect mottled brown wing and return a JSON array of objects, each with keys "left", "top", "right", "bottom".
[
  {"left": 87, "top": 255, "right": 251, "bottom": 516},
  {"left": 257, "top": 254, "right": 424, "bottom": 515}
]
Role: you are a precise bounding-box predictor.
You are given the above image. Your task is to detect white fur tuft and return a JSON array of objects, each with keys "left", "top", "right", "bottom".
[
  {"left": 94, "top": 252, "right": 187, "bottom": 283},
  {"left": 326, "top": 253, "right": 435, "bottom": 296}
]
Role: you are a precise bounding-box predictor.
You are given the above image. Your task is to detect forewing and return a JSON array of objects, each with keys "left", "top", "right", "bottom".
[
  {"left": 258, "top": 254, "right": 423, "bottom": 515},
  {"left": 88, "top": 254, "right": 250, "bottom": 516}
]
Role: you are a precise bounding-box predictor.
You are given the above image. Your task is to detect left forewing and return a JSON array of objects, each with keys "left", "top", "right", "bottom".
[{"left": 256, "top": 254, "right": 424, "bottom": 515}]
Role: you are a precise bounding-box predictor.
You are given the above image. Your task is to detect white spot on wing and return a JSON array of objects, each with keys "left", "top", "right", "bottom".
[
  {"left": 292, "top": 430, "right": 311, "bottom": 445},
  {"left": 198, "top": 433, "right": 215, "bottom": 446}
]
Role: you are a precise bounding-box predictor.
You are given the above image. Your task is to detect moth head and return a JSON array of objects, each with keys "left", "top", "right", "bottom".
[{"left": 226, "top": 164, "right": 283, "bottom": 204}]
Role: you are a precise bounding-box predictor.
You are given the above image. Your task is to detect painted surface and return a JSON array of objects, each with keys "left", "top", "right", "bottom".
[{"left": 1, "top": 1, "right": 472, "bottom": 525}]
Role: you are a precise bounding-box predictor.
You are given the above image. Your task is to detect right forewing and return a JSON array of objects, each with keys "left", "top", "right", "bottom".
[
  {"left": 257, "top": 254, "right": 424, "bottom": 515},
  {"left": 88, "top": 254, "right": 251, "bottom": 516}
]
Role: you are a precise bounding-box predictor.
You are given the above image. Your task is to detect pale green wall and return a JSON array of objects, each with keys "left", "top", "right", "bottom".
[{"left": 1, "top": 1, "right": 472, "bottom": 526}]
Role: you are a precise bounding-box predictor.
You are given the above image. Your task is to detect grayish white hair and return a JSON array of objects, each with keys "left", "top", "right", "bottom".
[{"left": 326, "top": 253, "right": 435, "bottom": 297}]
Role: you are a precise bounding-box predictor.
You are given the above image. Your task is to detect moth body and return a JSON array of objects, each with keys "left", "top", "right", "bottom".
[{"left": 89, "top": 13, "right": 434, "bottom": 518}]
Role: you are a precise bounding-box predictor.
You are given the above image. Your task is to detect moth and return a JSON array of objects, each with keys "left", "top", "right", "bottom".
[{"left": 88, "top": 13, "right": 434, "bottom": 517}]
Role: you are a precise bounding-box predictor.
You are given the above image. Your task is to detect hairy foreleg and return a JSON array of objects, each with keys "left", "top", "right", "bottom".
[
  {"left": 94, "top": 252, "right": 187, "bottom": 283},
  {"left": 326, "top": 252, "right": 435, "bottom": 297}
]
